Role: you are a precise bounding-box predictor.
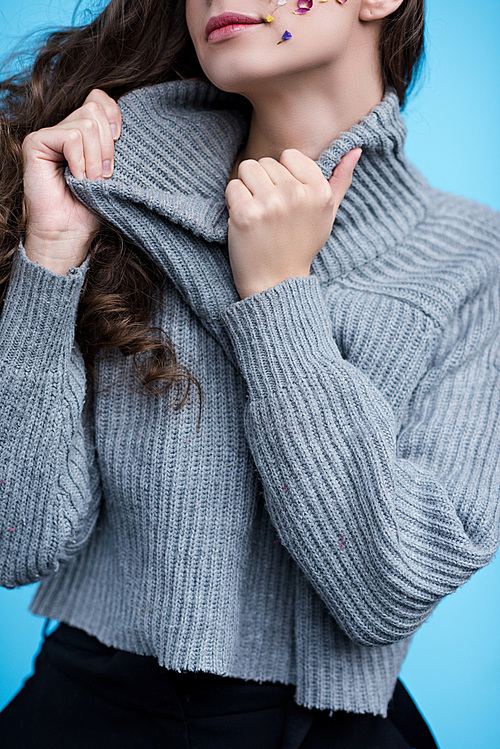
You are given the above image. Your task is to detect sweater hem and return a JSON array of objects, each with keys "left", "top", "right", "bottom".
[{"left": 29, "top": 600, "right": 390, "bottom": 717}]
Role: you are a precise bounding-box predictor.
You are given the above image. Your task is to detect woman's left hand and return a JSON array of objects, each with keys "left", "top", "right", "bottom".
[{"left": 225, "top": 147, "right": 362, "bottom": 300}]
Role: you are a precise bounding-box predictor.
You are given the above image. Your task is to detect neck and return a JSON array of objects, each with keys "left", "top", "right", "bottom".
[{"left": 229, "top": 31, "right": 384, "bottom": 179}]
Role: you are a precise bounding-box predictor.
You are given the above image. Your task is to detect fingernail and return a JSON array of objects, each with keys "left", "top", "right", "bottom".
[
  {"left": 102, "top": 160, "right": 112, "bottom": 177},
  {"left": 110, "top": 123, "right": 118, "bottom": 139}
]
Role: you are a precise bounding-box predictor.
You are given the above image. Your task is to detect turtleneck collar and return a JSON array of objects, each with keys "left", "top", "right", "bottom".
[{"left": 65, "top": 78, "right": 432, "bottom": 284}]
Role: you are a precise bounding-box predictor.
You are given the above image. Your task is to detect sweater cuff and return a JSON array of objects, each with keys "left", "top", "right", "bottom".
[
  {"left": 0, "top": 241, "right": 90, "bottom": 372},
  {"left": 219, "top": 275, "right": 342, "bottom": 399}
]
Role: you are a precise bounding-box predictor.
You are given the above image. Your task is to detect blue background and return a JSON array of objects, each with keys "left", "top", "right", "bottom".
[{"left": 0, "top": 1, "right": 499, "bottom": 747}]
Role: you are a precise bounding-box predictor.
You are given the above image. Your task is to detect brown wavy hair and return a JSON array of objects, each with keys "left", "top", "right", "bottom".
[
  {"left": 0, "top": 0, "right": 425, "bottom": 423},
  {"left": 381, "top": 0, "right": 426, "bottom": 106}
]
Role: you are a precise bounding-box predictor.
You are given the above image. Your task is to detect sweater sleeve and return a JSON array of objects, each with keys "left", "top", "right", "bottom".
[
  {"left": 0, "top": 241, "right": 101, "bottom": 588},
  {"left": 218, "top": 274, "right": 500, "bottom": 647}
]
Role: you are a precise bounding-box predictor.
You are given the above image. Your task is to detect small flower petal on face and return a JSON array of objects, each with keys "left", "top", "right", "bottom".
[
  {"left": 277, "top": 0, "right": 287, "bottom": 5},
  {"left": 293, "top": 0, "right": 312, "bottom": 12},
  {"left": 277, "top": 29, "right": 293, "bottom": 43},
  {"left": 265, "top": 14, "right": 274, "bottom": 21},
  {"left": 319, "top": 0, "right": 329, "bottom": 3}
]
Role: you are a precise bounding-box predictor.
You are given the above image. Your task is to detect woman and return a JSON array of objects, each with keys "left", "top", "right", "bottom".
[{"left": 0, "top": 0, "right": 498, "bottom": 746}]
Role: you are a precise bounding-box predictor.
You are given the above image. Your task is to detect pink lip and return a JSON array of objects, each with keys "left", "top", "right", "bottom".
[{"left": 205, "top": 12, "right": 263, "bottom": 39}]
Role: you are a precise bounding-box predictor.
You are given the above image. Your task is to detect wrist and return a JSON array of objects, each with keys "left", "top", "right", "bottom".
[
  {"left": 24, "top": 232, "right": 89, "bottom": 275},
  {"left": 238, "top": 269, "right": 311, "bottom": 300}
]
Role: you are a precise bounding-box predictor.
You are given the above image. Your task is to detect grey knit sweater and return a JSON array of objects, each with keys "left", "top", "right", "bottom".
[{"left": 1, "top": 80, "right": 499, "bottom": 717}]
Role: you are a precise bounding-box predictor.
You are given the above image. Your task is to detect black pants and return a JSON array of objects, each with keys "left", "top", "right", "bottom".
[{"left": 0, "top": 622, "right": 439, "bottom": 749}]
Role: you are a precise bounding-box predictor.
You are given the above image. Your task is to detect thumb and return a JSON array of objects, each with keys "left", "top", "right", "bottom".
[{"left": 328, "top": 147, "right": 362, "bottom": 204}]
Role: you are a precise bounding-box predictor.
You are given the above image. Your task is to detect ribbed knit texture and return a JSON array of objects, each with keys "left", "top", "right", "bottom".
[{"left": 1, "top": 80, "right": 499, "bottom": 717}]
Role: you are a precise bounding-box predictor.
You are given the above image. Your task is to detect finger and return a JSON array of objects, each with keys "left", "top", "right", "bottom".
[
  {"left": 25, "top": 126, "right": 86, "bottom": 180},
  {"left": 81, "top": 101, "right": 115, "bottom": 178},
  {"left": 256, "top": 156, "right": 297, "bottom": 186},
  {"left": 84, "top": 88, "right": 122, "bottom": 141},
  {"left": 60, "top": 90, "right": 121, "bottom": 141},
  {"left": 80, "top": 114, "right": 109, "bottom": 179},
  {"left": 58, "top": 116, "right": 106, "bottom": 180},
  {"left": 225, "top": 178, "right": 253, "bottom": 213},
  {"left": 78, "top": 99, "right": 116, "bottom": 178},
  {"left": 328, "top": 148, "right": 362, "bottom": 204},
  {"left": 60, "top": 91, "right": 121, "bottom": 179},
  {"left": 57, "top": 115, "right": 110, "bottom": 180},
  {"left": 236, "top": 159, "right": 275, "bottom": 196},
  {"left": 279, "top": 148, "right": 324, "bottom": 185},
  {"left": 60, "top": 128, "right": 85, "bottom": 181}
]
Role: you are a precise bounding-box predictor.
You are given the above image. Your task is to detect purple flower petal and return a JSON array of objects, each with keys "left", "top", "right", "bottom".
[
  {"left": 293, "top": 0, "right": 312, "bottom": 13},
  {"left": 277, "top": 29, "right": 293, "bottom": 43}
]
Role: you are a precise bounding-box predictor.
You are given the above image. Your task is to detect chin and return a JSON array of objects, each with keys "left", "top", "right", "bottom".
[
  {"left": 199, "top": 67, "right": 261, "bottom": 96},
  {"left": 198, "top": 55, "right": 294, "bottom": 98}
]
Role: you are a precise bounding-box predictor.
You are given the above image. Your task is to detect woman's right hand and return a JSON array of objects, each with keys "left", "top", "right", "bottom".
[{"left": 22, "top": 88, "right": 122, "bottom": 274}]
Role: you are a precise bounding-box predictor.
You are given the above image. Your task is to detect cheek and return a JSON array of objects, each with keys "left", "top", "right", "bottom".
[
  {"left": 184, "top": 0, "right": 198, "bottom": 44},
  {"left": 185, "top": 1, "right": 210, "bottom": 67}
]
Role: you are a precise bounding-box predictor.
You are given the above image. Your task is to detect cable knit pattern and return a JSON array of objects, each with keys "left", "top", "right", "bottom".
[{"left": 1, "top": 80, "right": 499, "bottom": 716}]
